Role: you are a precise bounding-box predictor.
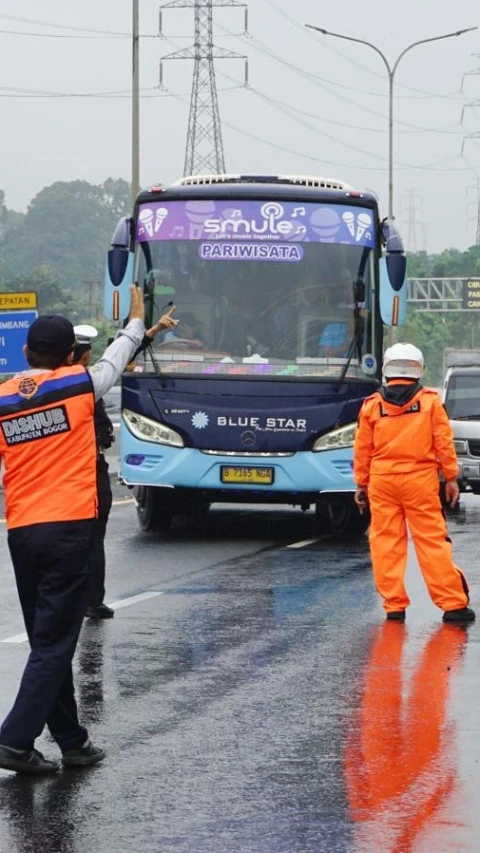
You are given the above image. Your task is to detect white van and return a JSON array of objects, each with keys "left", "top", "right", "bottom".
[{"left": 442, "top": 351, "right": 480, "bottom": 495}]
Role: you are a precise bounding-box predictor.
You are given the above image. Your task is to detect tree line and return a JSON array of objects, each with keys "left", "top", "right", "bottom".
[
  {"left": 0, "top": 179, "right": 131, "bottom": 356},
  {"left": 403, "top": 246, "right": 480, "bottom": 385}
]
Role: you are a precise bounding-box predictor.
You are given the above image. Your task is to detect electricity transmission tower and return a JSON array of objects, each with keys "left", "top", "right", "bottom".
[
  {"left": 466, "top": 179, "right": 480, "bottom": 245},
  {"left": 401, "top": 189, "right": 426, "bottom": 253},
  {"left": 159, "top": 0, "right": 248, "bottom": 176}
]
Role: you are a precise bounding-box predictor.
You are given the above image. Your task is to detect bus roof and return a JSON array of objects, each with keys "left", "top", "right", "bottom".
[
  {"left": 136, "top": 174, "right": 379, "bottom": 207},
  {"left": 173, "top": 174, "right": 356, "bottom": 191}
]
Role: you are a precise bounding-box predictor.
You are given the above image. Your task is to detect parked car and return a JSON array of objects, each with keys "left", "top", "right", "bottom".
[{"left": 442, "top": 351, "right": 480, "bottom": 495}]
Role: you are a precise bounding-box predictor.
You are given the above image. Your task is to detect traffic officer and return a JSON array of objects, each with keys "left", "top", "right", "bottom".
[
  {"left": 0, "top": 286, "right": 144, "bottom": 775},
  {"left": 353, "top": 342, "right": 475, "bottom": 623},
  {"left": 73, "top": 325, "right": 115, "bottom": 619},
  {"left": 74, "top": 306, "right": 178, "bottom": 620}
]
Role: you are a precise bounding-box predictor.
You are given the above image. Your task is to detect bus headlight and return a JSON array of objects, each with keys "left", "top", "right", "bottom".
[
  {"left": 453, "top": 439, "right": 468, "bottom": 454},
  {"left": 312, "top": 422, "right": 357, "bottom": 452},
  {"left": 123, "top": 409, "right": 184, "bottom": 447}
]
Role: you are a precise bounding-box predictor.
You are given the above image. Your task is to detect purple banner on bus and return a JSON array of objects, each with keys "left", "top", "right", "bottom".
[{"left": 136, "top": 200, "right": 376, "bottom": 248}]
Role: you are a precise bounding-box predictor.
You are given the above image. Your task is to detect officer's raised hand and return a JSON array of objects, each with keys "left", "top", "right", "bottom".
[
  {"left": 152, "top": 305, "right": 178, "bottom": 335},
  {"left": 128, "top": 283, "right": 145, "bottom": 323}
]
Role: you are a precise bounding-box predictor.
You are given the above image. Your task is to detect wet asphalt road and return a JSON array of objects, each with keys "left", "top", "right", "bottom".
[{"left": 0, "top": 488, "right": 480, "bottom": 853}]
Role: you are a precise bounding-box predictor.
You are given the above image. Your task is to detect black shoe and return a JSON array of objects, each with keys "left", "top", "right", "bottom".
[
  {"left": 0, "top": 745, "right": 59, "bottom": 776},
  {"left": 85, "top": 604, "right": 114, "bottom": 620},
  {"left": 62, "top": 740, "right": 105, "bottom": 767},
  {"left": 386, "top": 611, "right": 406, "bottom": 621},
  {"left": 442, "top": 607, "right": 476, "bottom": 623}
]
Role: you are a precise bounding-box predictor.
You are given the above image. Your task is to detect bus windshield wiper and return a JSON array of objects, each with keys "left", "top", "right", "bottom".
[
  {"left": 335, "top": 329, "right": 361, "bottom": 390},
  {"left": 143, "top": 298, "right": 175, "bottom": 378},
  {"left": 335, "top": 269, "right": 367, "bottom": 391}
]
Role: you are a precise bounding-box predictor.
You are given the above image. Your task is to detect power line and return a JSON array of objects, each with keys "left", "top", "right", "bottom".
[
  {"left": 256, "top": 0, "right": 464, "bottom": 101},
  {"left": 0, "top": 84, "right": 240, "bottom": 99},
  {"left": 244, "top": 84, "right": 390, "bottom": 163},
  {"left": 213, "top": 72, "right": 468, "bottom": 171},
  {"left": 238, "top": 80, "right": 464, "bottom": 137},
  {"left": 2, "top": 7, "right": 473, "bottom": 175},
  {"left": 0, "top": 12, "right": 127, "bottom": 36},
  {"left": 217, "top": 24, "right": 464, "bottom": 131},
  {"left": 0, "top": 28, "right": 129, "bottom": 39},
  {"left": 162, "top": 84, "right": 479, "bottom": 173}
]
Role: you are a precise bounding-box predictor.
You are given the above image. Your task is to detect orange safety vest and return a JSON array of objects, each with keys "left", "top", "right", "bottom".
[
  {"left": 0, "top": 365, "right": 97, "bottom": 529},
  {"left": 354, "top": 382, "right": 458, "bottom": 488}
]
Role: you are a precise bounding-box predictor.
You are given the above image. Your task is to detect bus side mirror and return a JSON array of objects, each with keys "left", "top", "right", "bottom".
[
  {"left": 379, "top": 219, "right": 407, "bottom": 326},
  {"left": 107, "top": 246, "right": 129, "bottom": 286},
  {"left": 104, "top": 251, "right": 134, "bottom": 321},
  {"left": 111, "top": 216, "right": 132, "bottom": 249},
  {"left": 104, "top": 217, "right": 135, "bottom": 321},
  {"left": 379, "top": 255, "right": 407, "bottom": 326}
]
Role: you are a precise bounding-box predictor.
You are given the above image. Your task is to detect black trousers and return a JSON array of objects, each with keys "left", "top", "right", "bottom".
[
  {"left": 1, "top": 519, "right": 94, "bottom": 752},
  {"left": 87, "top": 455, "right": 113, "bottom": 607}
]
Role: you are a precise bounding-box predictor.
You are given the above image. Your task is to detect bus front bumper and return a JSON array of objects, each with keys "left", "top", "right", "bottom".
[{"left": 119, "top": 440, "right": 356, "bottom": 496}]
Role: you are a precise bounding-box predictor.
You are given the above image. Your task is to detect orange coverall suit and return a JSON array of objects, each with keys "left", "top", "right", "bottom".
[{"left": 353, "top": 380, "right": 469, "bottom": 614}]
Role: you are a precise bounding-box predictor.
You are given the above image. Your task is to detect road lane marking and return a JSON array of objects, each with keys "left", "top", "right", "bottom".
[
  {"left": 106, "top": 591, "right": 164, "bottom": 610},
  {"left": 2, "top": 632, "right": 28, "bottom": 645},
  {"left": 1, "top": 591, "right": 164, "bottom": 644},
  {"left": 286, "top": 538, "right": 320, "bottom": 549}
]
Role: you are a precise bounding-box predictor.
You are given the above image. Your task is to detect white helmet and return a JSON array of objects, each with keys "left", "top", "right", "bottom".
[{"left": 382, "top": 342, "right": 424, "bottom": 379}]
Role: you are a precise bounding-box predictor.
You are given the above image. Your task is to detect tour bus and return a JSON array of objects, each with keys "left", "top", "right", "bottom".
[{"left": 104, "top": 174, "right": 406, "bottom": 536}]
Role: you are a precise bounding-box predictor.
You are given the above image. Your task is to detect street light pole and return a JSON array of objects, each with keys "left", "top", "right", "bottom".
[
  {"left": 305, "top": 25, "right": 477, "bottom": 220},
  {"left": 132, "top": 0, "right": 140, "bottom": 206}
]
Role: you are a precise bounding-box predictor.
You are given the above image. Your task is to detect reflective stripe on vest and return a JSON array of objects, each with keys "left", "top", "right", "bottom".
[{"left": 0, "top": 365, "right": 97, "bottom": 529}]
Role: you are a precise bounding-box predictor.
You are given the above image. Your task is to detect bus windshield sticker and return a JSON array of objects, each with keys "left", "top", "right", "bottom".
[
  {"left": 135, "top": 200, "right": 375, "bottom": 248},
  {"left": 199, "top": 242, "right": 304, "bottom": 262}
]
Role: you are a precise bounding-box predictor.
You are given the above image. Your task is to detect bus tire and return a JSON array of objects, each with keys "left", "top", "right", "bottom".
[
  {"left": 134, "top": 486, "right": 173, "bottom": 533},
  {"left": 315, "top": 494, "right": 370, "bottom": 538}
]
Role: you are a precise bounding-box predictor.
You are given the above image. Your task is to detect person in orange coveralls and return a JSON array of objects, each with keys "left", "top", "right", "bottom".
[
  {"left": 353, "top": 342, "right": 474, "bottom": 622},
  {"left": 344, "top": 621, "right": 468, "bottom": 850}
]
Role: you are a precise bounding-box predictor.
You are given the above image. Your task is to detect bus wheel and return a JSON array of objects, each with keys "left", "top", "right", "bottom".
[
  {"left": 315, "top": 495, "right": 370, "bottom": 538},
  {"left": 133, "top": 486, "right": 173, "bottom": 533}
]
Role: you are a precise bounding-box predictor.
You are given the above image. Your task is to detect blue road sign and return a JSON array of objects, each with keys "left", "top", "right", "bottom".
[{"left": 0, "top": 311, "right": 38, "bottom": 375}]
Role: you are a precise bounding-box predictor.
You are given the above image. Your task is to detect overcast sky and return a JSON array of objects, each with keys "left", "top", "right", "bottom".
[{"left": 0, "top": 0, "right": 479, "bottom": 253}]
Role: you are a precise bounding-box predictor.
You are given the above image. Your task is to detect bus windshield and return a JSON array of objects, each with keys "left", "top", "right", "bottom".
[{"left": 135, "top": 198, "right": 377, "bottom": 379}]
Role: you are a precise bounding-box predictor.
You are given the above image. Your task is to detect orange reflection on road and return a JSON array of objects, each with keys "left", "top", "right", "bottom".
[{"left": 344, "top": 622, "right": 468, "bottom": 853}]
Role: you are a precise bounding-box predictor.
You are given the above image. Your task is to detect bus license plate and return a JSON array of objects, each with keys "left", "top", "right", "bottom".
[{"left": 221, "top": 466, "right": 274, "bottom": 485}]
